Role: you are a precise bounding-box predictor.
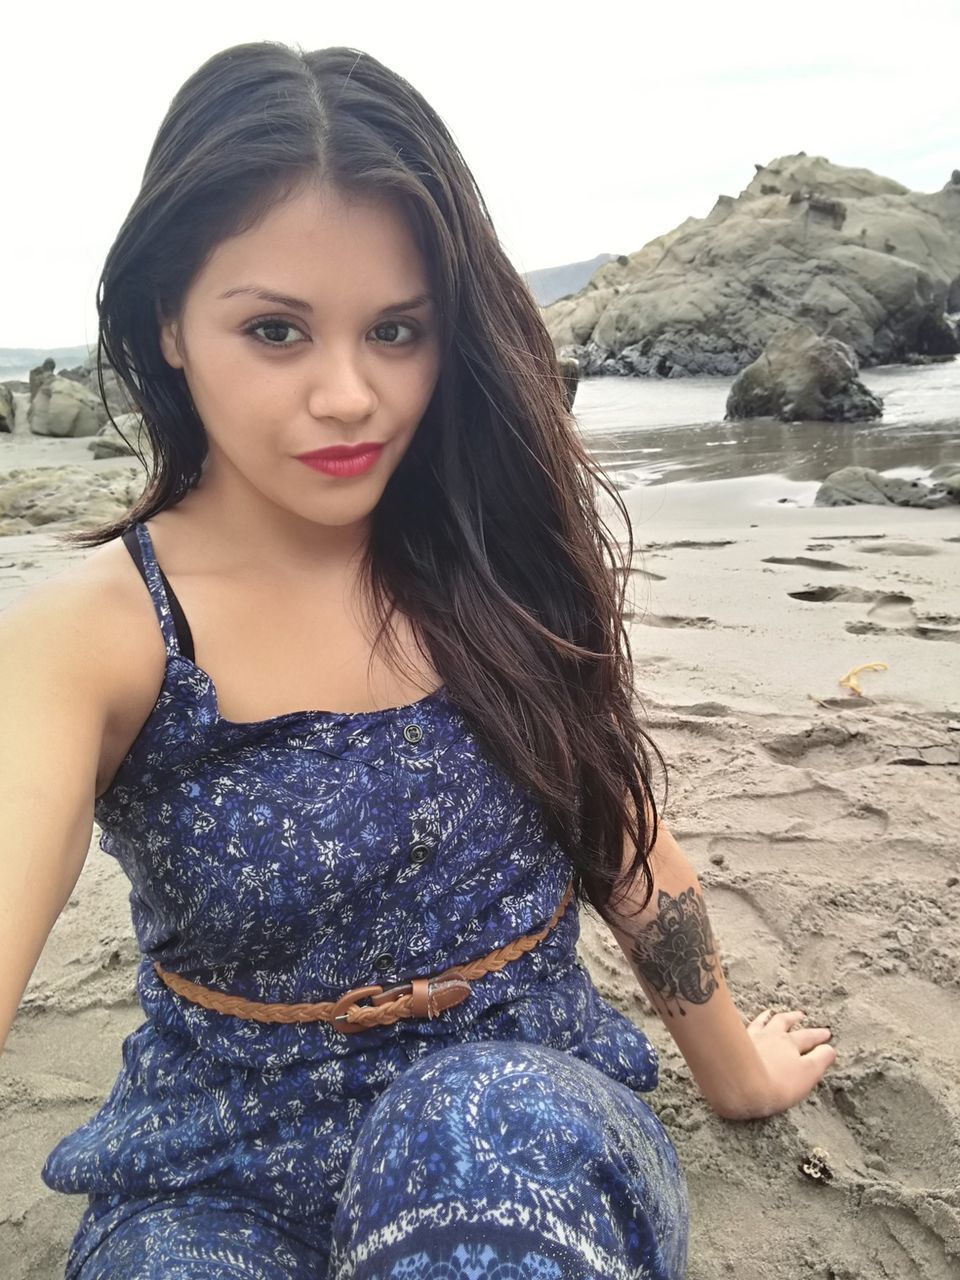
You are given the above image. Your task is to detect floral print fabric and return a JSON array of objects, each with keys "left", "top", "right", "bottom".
[{"left": 41, "top": 520, "right": 688, "bottom": 1277}]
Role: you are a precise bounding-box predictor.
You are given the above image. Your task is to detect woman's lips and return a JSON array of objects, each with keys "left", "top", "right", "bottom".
[{"left": 295, "top": 444, "right": 384, "bottom": 477}]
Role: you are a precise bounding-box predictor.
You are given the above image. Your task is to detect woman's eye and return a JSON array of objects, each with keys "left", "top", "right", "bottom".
[
  {"left": 371, "top": 319, "right": 420, "bottom": 346},
  {"left": 244, "top": 319, "right": 306, "bottom": 347}
]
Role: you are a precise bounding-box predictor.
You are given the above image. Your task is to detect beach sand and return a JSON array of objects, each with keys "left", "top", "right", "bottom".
[{"left": 1, "top": 438, "right": 958, "bottom": 1278}]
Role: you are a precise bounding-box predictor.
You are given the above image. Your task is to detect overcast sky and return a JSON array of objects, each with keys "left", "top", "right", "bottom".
[{"left": 2, "top": 0, "right": 957, "bottom": 348}]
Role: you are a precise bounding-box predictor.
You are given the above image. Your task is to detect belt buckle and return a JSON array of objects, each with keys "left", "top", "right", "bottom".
[
  {"left": 330, "top": 983, "right": 386, "bottom": 1034},
  {"left": 330, "top": 973, "right": 471, "bottom": 1032}
]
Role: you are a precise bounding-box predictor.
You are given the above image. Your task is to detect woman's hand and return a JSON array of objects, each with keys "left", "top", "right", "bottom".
[{"left": 735, "top": 1008, "right": 837, "bottom": 1119}]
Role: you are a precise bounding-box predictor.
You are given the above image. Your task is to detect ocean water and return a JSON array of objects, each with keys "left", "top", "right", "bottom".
[{"left": 575, "top": 361, "right": 960, "bottom": 499}]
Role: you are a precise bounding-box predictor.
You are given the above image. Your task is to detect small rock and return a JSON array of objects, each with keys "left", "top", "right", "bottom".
[{"left": 709, "top": 853, "right": 726, "bottom": 867}]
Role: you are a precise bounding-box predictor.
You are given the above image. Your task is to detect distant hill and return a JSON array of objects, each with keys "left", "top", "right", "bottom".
[
  {"left": 0, "top": 344, "right": 93, "bottom": 384},
  {"left": 523, "top": 254, "right": 620, "bottom": 306}
]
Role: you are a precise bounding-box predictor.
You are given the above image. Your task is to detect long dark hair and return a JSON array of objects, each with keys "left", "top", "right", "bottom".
[{"left": 60, "top": 41, "right": 667, "bottom": 929}]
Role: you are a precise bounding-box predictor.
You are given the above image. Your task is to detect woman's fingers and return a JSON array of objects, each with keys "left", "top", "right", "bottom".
[
  {"left": 801, "top": 1042, "right": 838, "bottom": 1079},
  {"left": 789, "top": 1025, "right": 834, "bottom": 1054},
  {"left": 766, "top": 1008, "right": 807, "bottom": 1030}
]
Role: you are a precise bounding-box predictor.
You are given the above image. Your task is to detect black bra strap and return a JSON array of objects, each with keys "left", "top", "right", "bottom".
[{"left": 121, "top": 525, "right": 196, "bottom": 662}]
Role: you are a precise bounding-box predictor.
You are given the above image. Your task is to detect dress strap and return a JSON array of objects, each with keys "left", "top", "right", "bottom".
[{"left": 121, "top": 522, "right": 196, "bottom": 662}]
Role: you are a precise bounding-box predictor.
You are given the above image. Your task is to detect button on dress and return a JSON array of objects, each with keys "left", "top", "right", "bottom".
[{"left": 41, "top": 520, "right": 687, "bottom": 1278}]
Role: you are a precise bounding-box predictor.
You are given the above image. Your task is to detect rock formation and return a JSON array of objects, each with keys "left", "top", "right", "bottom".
[{"left": 545, "top": 154, "right": 960, "bottom": 377}]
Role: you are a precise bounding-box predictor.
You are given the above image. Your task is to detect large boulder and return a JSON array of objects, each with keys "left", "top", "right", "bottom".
[
  {"left": 725, "top": 325, "right": 883, "bottom": 422},
  {"left": 544, "top": 153, "right": 960, "bottom": 376},
  {"left": 814, "top": 465, "right": 959, "bottom": 507},
  {"left": 26, "top": 375, "right": 106, "bottom": 438}
]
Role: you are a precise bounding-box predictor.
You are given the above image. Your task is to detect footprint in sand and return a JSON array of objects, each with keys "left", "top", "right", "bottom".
[
  {"left": 788, "top": 585, "right": 913, "bottom": 606},
  {"left": 867, "top": 595, "right": 920, "bottom": 625},
  {"left": 789, "top": 583, "right": 960, "bottom": 643},
  {"left": 812, "top": 533, "right": 888, "bottom": 541},
  {"left": 855, "top": 541, "right": 941, "bottom": 557},
  {"left": 638, "top": 539, "right": 737, "bottom": 552},
  {"left": 627, "top": 613, "right": 719, "bottom": 628},
  {"left": 846, "top": 619, "right": 960, "bottom": 645},
  {"left": 664, "top": 701, "right": 731, "bottom": 717},
  {"left": 764, "top": 555, "right": 856, "bottom": 571},
  {"left": 762, "top": 723, "right": 885, "bottom": 769}
]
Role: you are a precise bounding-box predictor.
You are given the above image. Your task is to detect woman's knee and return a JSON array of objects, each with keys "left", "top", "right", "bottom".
[
  {"left": 355, "top": 1038, "right": 668, "bottom": 1180},
  {"left": 332, "top": 1038, "right": 688, "bottom": 1276}
]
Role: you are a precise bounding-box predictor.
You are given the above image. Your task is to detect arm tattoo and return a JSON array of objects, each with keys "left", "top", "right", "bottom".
[{"left": 628, "top": 887, "right": 719, "bottom": 1017}]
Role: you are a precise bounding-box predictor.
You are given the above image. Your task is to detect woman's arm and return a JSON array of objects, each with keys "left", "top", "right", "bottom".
[
  {"left": 602, "top": 813, "right": 836, "bottom": 1120},
  {"left": 0, "top": 577, "right": 109, "bottom": 1055}
]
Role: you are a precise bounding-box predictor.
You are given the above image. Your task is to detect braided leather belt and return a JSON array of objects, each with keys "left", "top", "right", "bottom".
[{"left": 153, "top": 878, "right": 575, "bottom": 1033}]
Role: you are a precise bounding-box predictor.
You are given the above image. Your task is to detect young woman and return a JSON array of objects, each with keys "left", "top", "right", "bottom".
[{"left": 0, "top": 41, "right": 835, "bottom": 1279}]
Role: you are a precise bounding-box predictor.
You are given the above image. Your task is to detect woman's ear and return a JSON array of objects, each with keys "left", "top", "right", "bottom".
[{"left": 155, "top": 299, "right": 184, "bottom": 370}]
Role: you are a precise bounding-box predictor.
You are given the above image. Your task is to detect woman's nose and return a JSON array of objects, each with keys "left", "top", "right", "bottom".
[{"left": 306, "top": 345, "right": 379, "bottom": 422}]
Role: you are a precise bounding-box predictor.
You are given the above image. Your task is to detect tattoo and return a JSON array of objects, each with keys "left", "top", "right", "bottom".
[{"left": 629, "top": 888, "right": 719, "bottom": 1017}]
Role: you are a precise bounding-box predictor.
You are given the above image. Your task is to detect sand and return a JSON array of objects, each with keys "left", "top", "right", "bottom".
[{"left": 0, "top": 436, "right": 958, "bottom": 1278}]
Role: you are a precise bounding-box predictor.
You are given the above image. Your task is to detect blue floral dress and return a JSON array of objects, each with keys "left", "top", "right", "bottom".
[{"left": 41, "top": 520, "right": 689, "bottom": 1279}]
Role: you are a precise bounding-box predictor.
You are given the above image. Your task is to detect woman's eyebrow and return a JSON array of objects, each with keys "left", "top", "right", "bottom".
[{"left": 217, "top": 286, "right": 435, "bottom": 316}]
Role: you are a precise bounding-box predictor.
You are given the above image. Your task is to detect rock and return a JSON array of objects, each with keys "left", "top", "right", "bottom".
[
  {"left": 544, "top": 154, "right": 960, "bottom": 376},
  {"left": 28, "top": 356, "right": 56, "bottom": 399},
  {"left": 57, "top": 353, "right": 134, "bottom": 419},
  {"left": 88, "top": 412, "right": 154, "bottom": 462},
  {"left": 0, "top": 464, "right": 146, "bottom": 536},
  {"left": 26, "top": 375, "right": 107, "bottom": 438},
  {"left": 814, "top": 465, "right": 959, "bottom": 508},
  {"left": 928, "top": 463, "right": 960, "bottom": 498},
  {"left": 725, "top": 325, "right": 883, "bottom": 422},
  {"left": 558, "top": 355, "right": 579, "bottom": 409},
  {"left": 0, "top": 384, "right": 14, "bottom": 434}
]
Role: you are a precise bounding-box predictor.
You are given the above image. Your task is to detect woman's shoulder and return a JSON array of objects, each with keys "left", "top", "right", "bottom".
[{"left": 19, "top": 532, "right": 172, "bottom": 796}]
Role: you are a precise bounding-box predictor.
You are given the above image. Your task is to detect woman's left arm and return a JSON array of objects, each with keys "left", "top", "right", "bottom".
[{"left": 602, "top": 816, "right": 837, "bottom": 1121}]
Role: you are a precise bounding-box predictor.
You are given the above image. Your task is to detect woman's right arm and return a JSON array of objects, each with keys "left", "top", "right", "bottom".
[{"left": 0, "top": 574, "right": 113, "bottom": 1055}]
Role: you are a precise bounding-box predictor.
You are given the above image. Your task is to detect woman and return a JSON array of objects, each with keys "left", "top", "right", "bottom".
[{"left": 0, "top": 41, "right": 835, "bottom": 1279}]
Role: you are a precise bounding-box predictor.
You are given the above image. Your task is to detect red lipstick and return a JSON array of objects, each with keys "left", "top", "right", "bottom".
[{"left": 295, "top": 442, "right": 384, "bottom": 477}]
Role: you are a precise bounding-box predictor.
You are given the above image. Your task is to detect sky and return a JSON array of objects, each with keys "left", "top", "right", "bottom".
[{"left": 2, "top": 0, "right": 957, "bottom": 349}]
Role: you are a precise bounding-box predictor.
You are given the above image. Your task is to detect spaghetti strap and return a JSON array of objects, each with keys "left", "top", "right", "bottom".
[{"left": 121, "top": 522, "right": 196, "bottom": 662}]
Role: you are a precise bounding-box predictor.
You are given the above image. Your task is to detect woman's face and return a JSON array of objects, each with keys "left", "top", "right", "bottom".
[{"left": 157, "top": 181, "right": 442, "bottom": 534}]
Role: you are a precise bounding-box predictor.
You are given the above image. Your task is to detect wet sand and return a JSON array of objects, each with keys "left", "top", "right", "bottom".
[{"left": 1, "top": 404, "right": 958, "bottom": 1278}]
